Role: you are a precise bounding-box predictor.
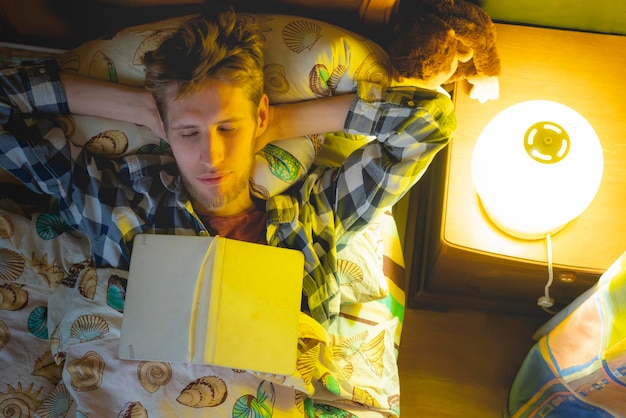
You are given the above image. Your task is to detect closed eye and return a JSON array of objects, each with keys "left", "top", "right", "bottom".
[
  {"left": 218, "top": 125, "right": 236, "bottom": 134},
  {"left": 180, "top": 131, "right": 199, "bottom": 139}
]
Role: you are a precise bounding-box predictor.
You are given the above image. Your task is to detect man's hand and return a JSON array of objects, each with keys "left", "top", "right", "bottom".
[{"left": 60, "top": 72, "right": 166, "bottom": 138}]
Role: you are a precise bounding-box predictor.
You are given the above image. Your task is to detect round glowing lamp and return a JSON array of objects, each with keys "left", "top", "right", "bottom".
[{"left": 471, "top": 100, "right": 604, "bottom": 240}]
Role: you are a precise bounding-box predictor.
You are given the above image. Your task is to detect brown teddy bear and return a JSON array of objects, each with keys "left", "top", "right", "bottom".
[{"left": 386, "top": 0, "right": 501, "bottom": 103}]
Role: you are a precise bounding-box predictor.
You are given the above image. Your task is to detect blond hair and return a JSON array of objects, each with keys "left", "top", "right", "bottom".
[{"left": 143, "top": 6, "right": 264, "bottom": 126}]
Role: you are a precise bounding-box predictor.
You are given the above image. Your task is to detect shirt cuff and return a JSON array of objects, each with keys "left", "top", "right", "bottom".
[{"left": 25, "top": 58, "right": 70, "bottom": 116}]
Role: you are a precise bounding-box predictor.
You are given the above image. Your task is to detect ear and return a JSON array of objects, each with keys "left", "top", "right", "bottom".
[{"left": 255, "top": 93, "right": 270, "bottom": 136}]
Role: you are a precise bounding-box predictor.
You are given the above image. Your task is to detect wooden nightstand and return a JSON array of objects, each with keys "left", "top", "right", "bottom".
[{"left": 401, "top": 23, "right": 626, "bottom": 314}]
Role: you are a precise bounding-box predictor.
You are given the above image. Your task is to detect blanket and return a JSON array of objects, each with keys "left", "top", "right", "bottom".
[
  {"left": 505, "top": 251, "right": 626, "bottom": 417},
  {"left": 0, "top": 195, "right": 405, "bottom": 417}
]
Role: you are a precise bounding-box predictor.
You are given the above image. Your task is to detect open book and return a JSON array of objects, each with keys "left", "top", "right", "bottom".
[{"left": 118, "top": 234, "right": 304, "bottom": 375}]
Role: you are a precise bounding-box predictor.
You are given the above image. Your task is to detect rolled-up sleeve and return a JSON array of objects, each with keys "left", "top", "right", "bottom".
[
  {"left": 333, "top": 82, "right": 457, "bottom": 231},
  {"left": 345, "top": 82, "right": 456, "bottom": 149},
  {"left": 0, "top": 58, "right": 69, "bottom": 124}
]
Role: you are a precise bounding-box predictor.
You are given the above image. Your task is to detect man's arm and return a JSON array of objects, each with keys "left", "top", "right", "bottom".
[
  {"left": 256, "top": 94, "right": 356, "bottom": 151},
  {"left": 60, "top": 72, "right": 166, "bottom": 138},
  {"left": 324, "top": 82, "right": 456, "bottom": 229},
  {"left": 61, "top": 71, "right": 356, "bottom": 147}
]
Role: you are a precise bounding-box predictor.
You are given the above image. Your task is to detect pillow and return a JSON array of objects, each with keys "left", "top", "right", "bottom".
[{"left": 54, "top": 12, "right": 392, "bottom": 199}]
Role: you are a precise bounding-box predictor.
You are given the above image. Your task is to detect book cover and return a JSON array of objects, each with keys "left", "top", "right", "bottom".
[{"left": 118, "top": 234, "right": 304, "bottom": 375}]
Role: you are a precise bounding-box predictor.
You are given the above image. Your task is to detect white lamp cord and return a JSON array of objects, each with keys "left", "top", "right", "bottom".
[
  {"left": 545, "top": 233, "right": 554, "bottom": 299},
  {"left": 537, "top": 233, "right": 557, "bottom": 313}
]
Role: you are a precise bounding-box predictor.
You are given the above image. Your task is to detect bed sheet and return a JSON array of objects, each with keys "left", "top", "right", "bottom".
[{"left": 0, "top": 191, "right": 405, "bottom": 417}]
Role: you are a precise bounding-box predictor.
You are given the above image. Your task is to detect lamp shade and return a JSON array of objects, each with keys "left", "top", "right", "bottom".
[{"left": 471, "top": 100, "right": 604, "bottom": 240}]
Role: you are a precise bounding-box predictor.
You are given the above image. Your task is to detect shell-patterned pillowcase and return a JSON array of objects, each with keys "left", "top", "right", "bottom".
[{"left": 54, "top": 13, "right": 392, "bottom": 199}]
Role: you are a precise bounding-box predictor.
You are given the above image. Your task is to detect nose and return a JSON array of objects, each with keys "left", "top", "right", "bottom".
[{"left": 201, "top": 130, "right": 225, "bottom": 167}]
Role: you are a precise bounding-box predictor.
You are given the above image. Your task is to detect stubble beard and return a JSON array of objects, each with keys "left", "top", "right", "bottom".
[{"left": 183, "top": 171, "right": 251, "bottom": 214}]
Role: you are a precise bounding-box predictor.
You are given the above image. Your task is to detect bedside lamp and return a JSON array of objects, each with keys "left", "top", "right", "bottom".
[
  {"left": 471, "top": 100, "right": 604, "bottom": 309},
  {"left": 471, "top": 100, "right": 604, "bottom": 240},
  {"left": 403, "top": 23, "right": 626, "bottom": 315}
]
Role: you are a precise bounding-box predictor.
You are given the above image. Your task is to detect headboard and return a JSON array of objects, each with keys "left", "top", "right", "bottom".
[{"left": 0, "top": 0, "right": 401, "bottom": 50}]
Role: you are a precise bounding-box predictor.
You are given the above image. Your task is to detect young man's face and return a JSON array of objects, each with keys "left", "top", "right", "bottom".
[{"left": 164, "top": 79, "right": 269, "bottom": 217}]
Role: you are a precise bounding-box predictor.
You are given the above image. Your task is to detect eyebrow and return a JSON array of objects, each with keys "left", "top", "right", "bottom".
[
  {"left": 170, "top": 124, "right": 199, "bottom": 131},
  {"left": 169, "top": 117, "right": 245, "bottom": 131}
]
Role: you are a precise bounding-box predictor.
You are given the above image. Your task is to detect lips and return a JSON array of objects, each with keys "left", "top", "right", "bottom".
[{"left": 196, "top": 172, "right": 228, "bottom": 186}]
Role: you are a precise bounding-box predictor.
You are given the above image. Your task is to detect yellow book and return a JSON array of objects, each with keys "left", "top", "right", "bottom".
[{"left": 118, "top": 234, "right": 304, "bottom": 375}]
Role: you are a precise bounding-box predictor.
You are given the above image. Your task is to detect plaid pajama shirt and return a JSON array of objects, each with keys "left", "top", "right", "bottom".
[{"left": 0, "top": 58, "right": 456, "bottom": 326}]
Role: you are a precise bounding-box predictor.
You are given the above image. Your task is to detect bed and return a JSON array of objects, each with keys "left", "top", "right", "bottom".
[{"left": 0, "top": 13, "right": 407, "bottom": 417}]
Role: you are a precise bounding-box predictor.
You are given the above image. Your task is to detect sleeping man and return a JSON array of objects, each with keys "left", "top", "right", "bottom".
[{"left": 0, "top": 5, "right": 455, "bottom": 327}]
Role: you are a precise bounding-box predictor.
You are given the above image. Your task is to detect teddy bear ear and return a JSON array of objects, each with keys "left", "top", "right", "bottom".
[{"left": 456, "top": 40, "right": 474, "bottom": 63}]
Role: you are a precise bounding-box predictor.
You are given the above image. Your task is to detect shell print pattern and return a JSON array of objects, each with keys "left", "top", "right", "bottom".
[
  {"left": 309, "top": 64, "right": 348, "bottom": 97},
  {"left": 282, "top": 20, "right": 322, "bottom": 53},
  {"left": 307, "top": 133, "right": 325, "bottom": 155},
  {"left": 68, "top": 259, "right": 98, "bottom": 300},
  {"left": 353, "top": 52, "right": 391, "bottom": 86},
  {"left": 359, "top": 330, "right": 386, "bottom": 378},
  {"left": 27, "top": 252, "right": 64, "bottom": 288},
  {"left": 35, "top": 382, "right": 72, "bottom": 418},
  {"left": 352, "top": 386, "right": 381, "bottom": 408},
  {"left": 296, "top": 343, "right": 320, "bottom": 385},
  {"left": 318, "top": 372, "right": 341, "bottom": 396},
  {"left": 57, "top": 50, "right": 80, "bottom": 74},
  {"left": 78, "top": 266, "right": 97, "bottom": 299},
  {"left": 332, "top": 330, "right": 386, "bottom": 378},
  {"left": 55, "top": 115, "right": 76, "bottom": 140},
  {"left": 106, "top": 274, "right": 127, "bottom": 313},
  {"left": 249, "top": 178, "right": 270, "bottom": 200},
  {"left": 136, "top": 139, "right": 173, "bottom": 156},
  {"left": 176, "top": 375, "right": 227, "bottom": 408},
  {"left": 69, "top": 314, "right": 109, "bottom": 342},
  {"left": 67, "top": 351, "right": 105, "bottom": 392},
  {"left": 388, "top": 394, "right": 400, "bottom": 415},
  {"left": 263, "top": 63, "right": 290, "bottom": 96},
  {"left": 327, "top": 65, "right": 347, "bottom": 91},
  {"left": 0, "top": 213, "right": 14, "bottom": 238},
  {"left": 85, "top": 129, "right": 129, "bottom": 156},
  {"left": 137, "top": 361, "right": 172, "bottom": 394},
  {"left": 295, "top": 390, "right": 307, "bottom": 414},
  {"left": 117, "top": 401, "right": 148, "bottom": 418},
  {"left": 336, "top": 259, "right": 364, "bottom": 286},
  {"left": 0, "top": 283, "right": 28, "bottom": 311},
  {"left": 262, "top": 143, "right": 304, "bottom": 183},
  {"left": 0, "top": 248, "right": 25, "bottom": 283},
  {"left": 0, "top": 319, "right": 9, "bottom": 352},
  {"left": 340, "top": 361, "right": 354, "bottom": 381},
  {"left": 309, "top": 64, "right": 331, "bottom": 97},
  {"left": 32, "top": 348, "right": 63, "bottom": 386},
  {"left": 0, "top": 382, "right": 45, "bottom": 417},
  {"left": 88, "top": 50, "right": 118, "bottom": 82},
  {"left": 35, "top": 213, "right": 75, "bottom": 240},
  {"left": 309, "top": 402, "right": 358, "bottom": 418},
  {"left": 49, "top": 322, "right": 64, "bottom": 364},
  {"left": 28, "top": 305, "right": 49, "bottom": 339},
  {"left": 232, "top": 381, "right": 275, "bottom": 418}
]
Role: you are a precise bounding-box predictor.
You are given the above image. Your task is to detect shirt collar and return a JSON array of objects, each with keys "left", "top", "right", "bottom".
[{"left": 160, "top": 170, "right": 191, "bottom": 208}]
